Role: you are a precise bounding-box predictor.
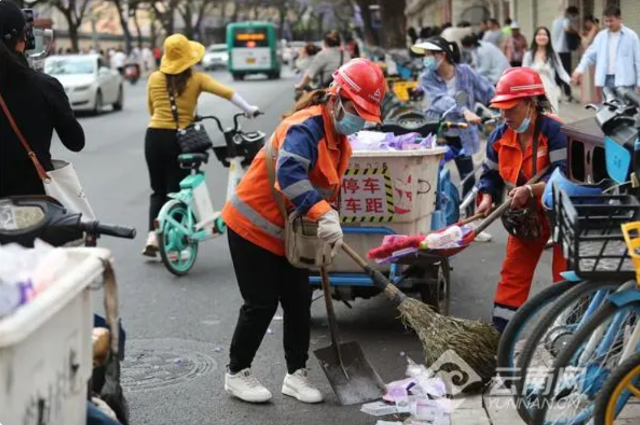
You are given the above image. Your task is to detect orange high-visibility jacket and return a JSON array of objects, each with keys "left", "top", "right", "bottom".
[{"left": 221, "top": 104, "right": 351, "bottom": 256}]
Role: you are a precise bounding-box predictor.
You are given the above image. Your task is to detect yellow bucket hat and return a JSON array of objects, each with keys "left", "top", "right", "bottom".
[{"left": 160, "top": 34, "right": 205, "bottom": 75}]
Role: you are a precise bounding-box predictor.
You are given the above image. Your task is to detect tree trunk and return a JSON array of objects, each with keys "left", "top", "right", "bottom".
[
  {"left": 377, "top": 0, "right": 406, "bottom": 49},
  {"left": 150, "top": 17, "right": 157, "bottom": 48},
  {"left": 278, "top": 6, "right": 286, "bottom": 39},
  {"left": 133, "top": 10, "right": 143, "bottom": 48},
  {"left": 181, "top": 4, "right": 194, "bottom": 40},
  {"left": 113, "top": 1, "right": 133, "bottom": 53},
  {"left": 68, "top": 23, "right": 80, "bottom": 53},
  {"left": 354, "top": 0, "right": 376, "bottom": 46},
  {"left": 58, "top": 8, "right": 80, "bottom": 53}
]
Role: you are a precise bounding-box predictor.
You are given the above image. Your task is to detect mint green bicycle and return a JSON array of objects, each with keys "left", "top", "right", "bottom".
[{"left": 155, "top": 113, "right": 264, "bottom": 276}]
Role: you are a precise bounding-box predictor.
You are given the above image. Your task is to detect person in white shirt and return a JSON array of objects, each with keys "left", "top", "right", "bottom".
[
  {"left": 111, "top": 48, "right": 126, "bottom": 76},
  {"left": 572, "top": 5, "right": 640, "bottom": 92},
  {"left": 482, "top": 18, "right": 504, "bottom": 47},
  {"left": 461, "top": 34, "right": 510, "bottom": 85}
]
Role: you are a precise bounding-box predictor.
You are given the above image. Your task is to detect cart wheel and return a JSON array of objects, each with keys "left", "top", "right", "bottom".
[{"left": 419, "top": 259, "right": 451, "bottom": 315}]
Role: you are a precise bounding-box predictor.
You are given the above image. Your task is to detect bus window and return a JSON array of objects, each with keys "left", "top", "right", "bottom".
[{"left": 232, "top": 28, "right": 269, "bottom": 48}]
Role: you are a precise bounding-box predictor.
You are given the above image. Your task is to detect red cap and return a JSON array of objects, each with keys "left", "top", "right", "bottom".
[
  {"left": 490, "top": 68, "right": 547, "bottom": 109},
  {"left": 330, "top": 58, "right": 386, "bottom": 123}
]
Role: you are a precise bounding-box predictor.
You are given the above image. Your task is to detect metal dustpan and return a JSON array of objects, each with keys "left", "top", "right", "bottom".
[{"left": 313, "top": 267, "right": 385, "bottom": 406}]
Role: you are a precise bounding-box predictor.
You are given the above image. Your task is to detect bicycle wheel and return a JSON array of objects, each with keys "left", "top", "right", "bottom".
[
  {"left": 514, "top": 280, "right": 622, "bottom": 423},
  {"left": 531, "top": 298, "right": 640, "bottom": 425},
  {"left": 158, "top": 202, "right": 199, "bottom": 276},
  {"left": 593, "top": 350, "right": 640, "bottom": 425},
  {"left": 497, "top": 280, "right": 576, "bottom": 386}
]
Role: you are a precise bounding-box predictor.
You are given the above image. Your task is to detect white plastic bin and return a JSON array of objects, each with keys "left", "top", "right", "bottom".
[
  {"left": 0, "top": 248, "right": 112, "bottom": 425},
  {"left": 332, "top": 148, "right": 446, "bottom": 272}
]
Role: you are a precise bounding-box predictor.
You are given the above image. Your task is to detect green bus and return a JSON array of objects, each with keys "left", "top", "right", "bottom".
[{"left": 226, "top": 21, "right": 281, "bottom": 80}]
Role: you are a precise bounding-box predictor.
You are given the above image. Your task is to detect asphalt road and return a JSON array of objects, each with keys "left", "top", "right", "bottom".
[{"left": 51, "top": 68, "right": 558, "bottom": 425}]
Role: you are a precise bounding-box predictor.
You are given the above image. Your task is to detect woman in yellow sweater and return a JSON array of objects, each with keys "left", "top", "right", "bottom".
[{"left": 143, "top": 34, "right": 260, "bottom": 256}]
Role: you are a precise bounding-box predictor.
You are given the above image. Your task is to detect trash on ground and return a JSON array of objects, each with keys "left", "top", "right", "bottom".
[
  {"left": 383, "top": 377, "right": 414, "bottom": 402},
  {"left": 360, "top": 401, "right": 399, "bottom": 417},
  {"left": 362, "top": 357, "right": 452, "bottom": 423},
  {"left": 213, "top": 347, "right": 224, "bottom": 353}
]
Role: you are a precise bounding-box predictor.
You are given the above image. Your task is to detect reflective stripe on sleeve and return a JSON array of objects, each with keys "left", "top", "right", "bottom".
[
  {"left": 282, "top": 179, "right": 314, "bottom": 199},
  {"left": 549, "top": 149, "right": 567, "bottom": 163},
  {"left": 484, "top": 158, "right": 499, "bottom": 170},
  {"left": 279, "top": 147, "right": 311, "bottom": 171}
]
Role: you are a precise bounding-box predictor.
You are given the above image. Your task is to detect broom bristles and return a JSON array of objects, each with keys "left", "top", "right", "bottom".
[{"left": 398, "top": 298, "right": 499, "bottom": 384}]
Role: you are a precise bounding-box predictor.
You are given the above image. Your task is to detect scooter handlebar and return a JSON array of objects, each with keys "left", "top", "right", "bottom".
[
  {"left": 80, "top": 221, "right": 137, "bottom": 239},
  {"left": 617, "top": 87, "right": 640, "bottom": 108},
  {"left": 442, "top": 121, "right": 469, "bottom": 129}
]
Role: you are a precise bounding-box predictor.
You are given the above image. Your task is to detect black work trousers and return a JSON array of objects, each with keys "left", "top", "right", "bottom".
[
  {"left": 145, "top": 128, "right": 188, "bottom": 231},
  {"left": 227, "top": 228, "right": 311, "bottom": 374}
]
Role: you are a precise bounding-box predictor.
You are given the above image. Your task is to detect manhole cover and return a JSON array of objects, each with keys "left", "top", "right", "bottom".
[{"left": 121, "top": 339, "right": 219, "bottom": 392}]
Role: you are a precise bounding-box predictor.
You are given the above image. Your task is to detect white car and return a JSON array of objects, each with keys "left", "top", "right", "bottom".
[
  {"left": 45, "top": 54, "right": 124, "bottom": 114},
  {"left": 202, "top": 44, "right": 228, "bottom": 70}
]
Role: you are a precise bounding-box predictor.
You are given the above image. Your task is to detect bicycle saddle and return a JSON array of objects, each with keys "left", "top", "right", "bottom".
[{"left": 178, "top": 152, "right": 209, "bottom": 167}]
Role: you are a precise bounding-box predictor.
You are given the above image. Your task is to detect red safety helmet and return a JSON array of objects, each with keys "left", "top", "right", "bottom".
[
  {"left": 330, "top": 58, "right": 386, "bottom": 123},
  {"left": 490, "top": 68, "right": 547, "bottom": 110}
]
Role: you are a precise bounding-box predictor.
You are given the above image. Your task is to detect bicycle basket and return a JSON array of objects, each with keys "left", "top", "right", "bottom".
[
  {"left": 212, "top": 132, "right": 265, "bottom": 169},
  {"left": 554, "top": 185, "right": 640, "bottom": 280}
]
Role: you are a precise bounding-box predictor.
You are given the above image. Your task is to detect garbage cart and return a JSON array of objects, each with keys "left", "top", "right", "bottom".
[{"left": 309, "top": 147, "right": 452, "bottom": 313}]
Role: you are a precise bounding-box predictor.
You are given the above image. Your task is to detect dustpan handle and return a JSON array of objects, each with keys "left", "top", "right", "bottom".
[{"left": 473, "top": 165, "right": 551, "bottom": 236}]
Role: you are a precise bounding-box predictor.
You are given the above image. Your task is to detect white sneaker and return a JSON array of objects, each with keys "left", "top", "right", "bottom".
[
  {"left": 225, "top": 368, "right": 272, "bottom": 403},
  {"left": 282, "top": 369, "right": 324, "bottom": 404},
  {"left": 475, "top": 231, "right": 493, "bottom": 242},
  {"left": 142, "top": 231, "right": 158, "bottom": 257}
]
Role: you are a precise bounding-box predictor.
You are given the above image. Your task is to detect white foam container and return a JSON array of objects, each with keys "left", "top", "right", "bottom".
[
  {"left": 331, "top": 147, "right": 446, "bottom": 272},
  {"left": 0, "top": 248, "right": 111, "bottom": 425}
]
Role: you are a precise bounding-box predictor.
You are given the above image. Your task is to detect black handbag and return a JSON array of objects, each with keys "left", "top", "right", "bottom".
[{"left": 167, "top": 84, "right": 213, "bottom": 153}]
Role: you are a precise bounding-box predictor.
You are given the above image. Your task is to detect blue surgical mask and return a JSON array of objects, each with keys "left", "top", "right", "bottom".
[
  {"left": 514, "top": 116, "right": 531, "bottom": 133},
  {"left": 513, "top": 105, "right": 532, "bottom": 133},
  {"left": 335, "top": 99, "right": 365, "bottom": 135},
  {"left": 423, "top": 56, "right": 438, "bottom": 72}
]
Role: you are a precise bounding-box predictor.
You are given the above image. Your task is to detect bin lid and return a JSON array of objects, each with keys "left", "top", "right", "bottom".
[{"left": 351, "top": 147, "right": 447, "bottom": 158}]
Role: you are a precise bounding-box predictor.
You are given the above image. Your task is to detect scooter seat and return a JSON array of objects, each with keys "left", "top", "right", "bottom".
[{"left": 178, "top": 152, "right": 209, "bottom": 167}]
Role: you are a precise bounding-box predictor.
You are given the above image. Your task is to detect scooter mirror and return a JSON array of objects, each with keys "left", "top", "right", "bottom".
[{"left": 455, "top": 91, "right": 468, "bottom": 107}]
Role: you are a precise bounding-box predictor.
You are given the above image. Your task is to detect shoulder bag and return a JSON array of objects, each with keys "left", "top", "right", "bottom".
[
  {"left": 0, "top": 92, "right": 96, "bottom": 222},
  {"left": 167, "top": 81, "right": 213, "bottom": 153},
  {"left": 264, "top": 136, "right": 333, "bottom": 269}
]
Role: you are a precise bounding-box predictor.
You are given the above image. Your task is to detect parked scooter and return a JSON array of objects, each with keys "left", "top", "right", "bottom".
[{"left": 124, "top": 63, "right": 140, "bottom": 85}]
